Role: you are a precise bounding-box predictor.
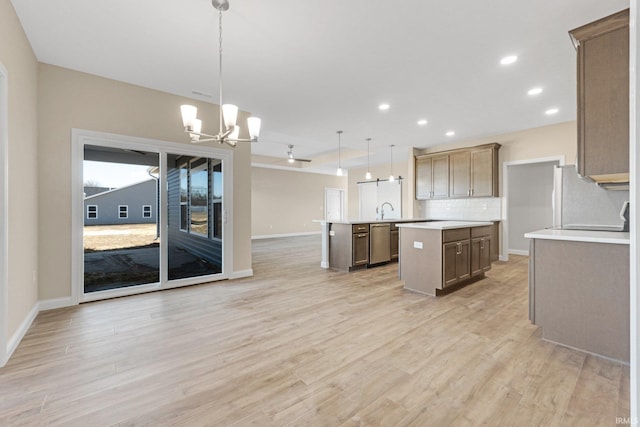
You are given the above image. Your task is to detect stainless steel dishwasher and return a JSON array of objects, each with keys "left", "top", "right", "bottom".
[{"left": 369, "top": 223, "right": 391, "bottom": 264}]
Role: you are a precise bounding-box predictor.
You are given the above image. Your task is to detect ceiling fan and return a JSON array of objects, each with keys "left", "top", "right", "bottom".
[{"left": 286, "top": 145, "right": 311, "bottom": 163}]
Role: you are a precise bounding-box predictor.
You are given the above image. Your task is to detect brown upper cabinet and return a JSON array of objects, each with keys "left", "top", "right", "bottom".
[
  {"left": 415, "top": 154, "right": 449, "bottom": 199},
  {"left": 415, "top": 143, "right": 500, "bottom": 200},
  {"left": 569, "top": 9, "right": 629, "bottom": 184}
]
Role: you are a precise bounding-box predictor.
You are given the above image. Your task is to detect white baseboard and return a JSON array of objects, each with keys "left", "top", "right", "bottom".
[
  {"left": 39, "top": 296, "right": 76, "bottom": 311},
  {"left": 252, "top": 231, "right": 321, "bottom": 240},
  {"left": 6, "top": 302, "right": 38, "bottom": 361},
  {"left": 508, "top": 249, "right": 529, "bottom": 256},
  {"left": 229, "top": 269, "right": 253, "bottom": 280}
]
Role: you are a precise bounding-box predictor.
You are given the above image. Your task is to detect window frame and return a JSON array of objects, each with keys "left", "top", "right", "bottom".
[
  {"left": 142, "top": 205, "right": 152, "bottom": 218},
  {"left": 87, "top": 204, "right": 98, "bottom": 219},
  {"left": 118, "top": 205, "right": 128, "bottom": 219}
]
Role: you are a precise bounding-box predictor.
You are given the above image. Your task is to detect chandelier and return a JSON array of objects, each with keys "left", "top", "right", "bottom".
[{"left": 179, "top": 0, "right": 261, "bottom": 147}]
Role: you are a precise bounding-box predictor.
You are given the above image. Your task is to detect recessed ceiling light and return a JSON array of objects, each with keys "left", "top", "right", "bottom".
[
  {"left": 417, "top": 119, "right": 428, "bottom": 125},
  {"left": 378, "top": 103, "right": 390, "bottom": 111},
  {"left": 500, "top": 55, "right": 518, "bottom": 65},
  {"left": 545, "top": 108, "right": 559, "bottom": 115},
  {"left": 446, "top": 131, "right": 455, "bottom": 137},
  {"left": 528, "top": 87, "right": 543, "bottom": 96}
]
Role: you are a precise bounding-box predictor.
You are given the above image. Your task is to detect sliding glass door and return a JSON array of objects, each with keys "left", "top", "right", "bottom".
[
  {"left": 77, "top": 133, "right": 229, "bottom": 302},
  {"left": 167, "top": 154, "right": 223, "bottom": 281},
  {"left": 83, "top": 145, "right": 160, "bottom": 293}
]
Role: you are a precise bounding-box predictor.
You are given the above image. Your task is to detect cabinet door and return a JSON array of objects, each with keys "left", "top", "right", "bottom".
[
  {"left": 471, "top": 236, "right": 492, "bottom": 276},
  {"left": 457, "top": 240, "right": 471, "bottom": 281},
  {"left": 571, "top": 10, "right": 629, "bottom": 179},
  {"left": 415, "top": 156, "right": 433, "bottom": 200},
  {"left": 480, "top": 236, "right": 492, "bottom": 272},
  {"left": 470, "top": 237, "right": 483, "bottom": 276},
  {"left": 443, "top": 242, "right": 459, "bottom": 287},
  {"left": 449, "top": 151, "right": 471, "bottom": 198},
  {"left": 470, "top": 148, "right": 495, "bottom": 197},
  {"left": 431, "top": 155, "right": 449, "bottom": 198},
  {"left": 352, "top": 233, "right": 369, "bottom": 266},
  {"left": 390, "top": 229, "right": 399, "bottom": 259}
]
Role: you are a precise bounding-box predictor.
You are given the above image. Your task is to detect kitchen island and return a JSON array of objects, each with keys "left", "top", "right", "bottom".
[
  {"left": 317, "top": 219, "right": 430, "bottom": 271},
  {"left": 398, "top": 221, "right": 495, "bottom": 296},
  {"left": 525, "top": 228, "right": 630, "bottom": 363}
]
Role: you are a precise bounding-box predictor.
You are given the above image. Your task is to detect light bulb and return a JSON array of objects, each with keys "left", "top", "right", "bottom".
[
  {"left": 180, "top": 105, "right": 198, "bottom": 129},
  {"left": 222, "top": 104, "right": 238, "bottom": 129},
  {"left": 247, "top": 116, "right": 261, "bottom": 139}
]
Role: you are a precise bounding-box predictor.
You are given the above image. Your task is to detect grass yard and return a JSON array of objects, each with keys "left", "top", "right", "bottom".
[{"left": 84, "top": 223, "right": 158, "bottom": 252}]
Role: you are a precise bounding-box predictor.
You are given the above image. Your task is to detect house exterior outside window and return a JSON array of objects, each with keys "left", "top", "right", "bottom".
[
  {"left": 87, "top": 205, "right": 98, "bottom": 219},
  {"left": 118, "top": 205, "right": 128, "bottom": 219}
]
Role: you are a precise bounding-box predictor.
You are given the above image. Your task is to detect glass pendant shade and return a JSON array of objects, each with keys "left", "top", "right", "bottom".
[
  {"left": 180, "top": 105, "right": 198, "bottom": 128},
  {"left": 247, "top": 116, "right": 262, "bottom": 139},
  {"left": 336, "top": 167, "right": 343, "bottom": 177},
  {"left": 228, "top": 125, "right": 240, "bottom": 140},
  {"left": 389, "top": 175, "right": 395, "bottom": 182},
  {"left": 365, "top": 171, "right": 372, "bottom": 180},
  {"left": 222, "top": 104, "right": 239, "bottom": 129},
  {"left": 190, "top": 119, "right": 203, "bottom": 141}
]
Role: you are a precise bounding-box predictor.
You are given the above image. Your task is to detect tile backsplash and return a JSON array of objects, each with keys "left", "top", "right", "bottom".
[{"left": 420, "top": 197, "right": 502, "bottom": 221}]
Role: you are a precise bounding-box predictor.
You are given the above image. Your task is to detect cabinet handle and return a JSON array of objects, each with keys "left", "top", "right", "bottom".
[
  {"left": 480, "top": 238, "right": 484, "bottom": 249},
  {"left": 358, "top": 234, "right": 367, "bottom": 238},
  {"left": 467, "top": 189, "right": 471, "bottom": 196},
  {"left": 471, "top": 188, "right": 474, "bottom": 196},
  {"left": 456, "top": 242, "right": 461, "bottom": 255}
]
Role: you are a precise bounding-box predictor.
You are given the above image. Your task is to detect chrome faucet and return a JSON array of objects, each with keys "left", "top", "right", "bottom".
[{"left": 380, "top": 202, "right": 394, "bottom": 220}]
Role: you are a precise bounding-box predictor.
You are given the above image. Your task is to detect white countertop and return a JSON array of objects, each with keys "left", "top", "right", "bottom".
[
  {"left": 524, "top": 229, "right": 630, "bottom": 245},
  {"left": 396, "top": 221, "right": 493, "bottom": 230},
  {"left": 313, "top": 219, "right": 429, "bottom": 225}
]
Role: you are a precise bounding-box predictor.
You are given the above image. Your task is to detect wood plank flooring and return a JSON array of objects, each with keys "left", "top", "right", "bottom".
[{"left": 0, "top": 235, "right": 629, "bottom": 426}]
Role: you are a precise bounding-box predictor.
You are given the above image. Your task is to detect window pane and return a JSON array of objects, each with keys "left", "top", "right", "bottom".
[
  {"left": 190, "top": 160, "right": 208, "bottom": 237},
  {"left": 179, "top": 164, "right": 188, "bottom": 230},
  {"left": 168, "top": 153, "right": 222, "bottom": 281}
]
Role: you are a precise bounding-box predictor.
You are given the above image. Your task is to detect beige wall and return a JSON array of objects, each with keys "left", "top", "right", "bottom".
[
  {"left": 37, "top": 63, "right": 253, "bottom": 300},
  {"left": 419, "top": 121, "right": 577, "bottom": 184},
  {"left": 414, "top": 121, "right": 577, "bottom": 217},
  {"left": 251, "top": 167, "right": 347, "bottom": 236},
  {"left": 0, "top": 0, "right": 40, "bottom": 341}
]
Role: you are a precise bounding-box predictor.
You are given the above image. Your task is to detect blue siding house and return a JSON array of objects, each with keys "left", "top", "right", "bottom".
[{"left": 84, "top": 179, "right": 158, "bottom": 225}]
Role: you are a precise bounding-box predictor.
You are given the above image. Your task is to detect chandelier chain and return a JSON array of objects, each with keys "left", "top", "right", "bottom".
[{"left": 218, "top": 8, "right": 224, "bottom": 133}]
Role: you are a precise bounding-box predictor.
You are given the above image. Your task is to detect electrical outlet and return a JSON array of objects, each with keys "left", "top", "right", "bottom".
[{"left": 413, "top": 241, "right": 423, "bottom": 249}]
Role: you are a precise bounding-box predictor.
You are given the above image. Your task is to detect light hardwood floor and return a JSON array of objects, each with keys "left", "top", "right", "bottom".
[{"left": 0, "top": 235, "right": 629, "bottom": 426}]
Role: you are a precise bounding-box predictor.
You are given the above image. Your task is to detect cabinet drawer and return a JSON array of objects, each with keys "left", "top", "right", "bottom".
[
  {"left": 443, "top": 228, "right": 470, "bottom": 243},
  {"left": 471, "top": 225, "right": 493, "bottom": 238},
  {"left": 352, "top": 224, "right": 369, "bottom": 233}
]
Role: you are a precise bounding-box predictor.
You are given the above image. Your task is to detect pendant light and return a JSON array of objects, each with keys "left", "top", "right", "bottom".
[
  {"left": 365, "top": 138, "right": 372, "bottom": 180},
  {"left": 336, "top": 130, "right": 343, "bottom": 176},
  {"left": 179, "top": 0, "right": 261, "bottom": 147},
  {"left": 388, "top": 144, "right": 395, "bottom": 182}
]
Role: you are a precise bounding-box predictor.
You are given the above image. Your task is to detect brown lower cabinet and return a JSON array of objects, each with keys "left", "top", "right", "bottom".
[
  {"left": 401, "top": 224, "right": 494, "bottom": 296},
  {"left": 390, "top": 225, "right": 399, "bottom": 260},
  {"left": 443, "top": 240, "right": 470, "bottom": 287},
  {"left": 352, "top": 232, "right": 369, "bottom": 266},
  {"left": 470, "top": 226, "right": 492, "bottom": 276},
  {"left": 329, "top": 220, "right": 429, "bottom": 271}
]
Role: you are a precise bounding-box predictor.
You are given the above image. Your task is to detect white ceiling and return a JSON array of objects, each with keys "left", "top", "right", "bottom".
[{"left": 11, "top": 0, "right": 630, "bottom": 174}]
